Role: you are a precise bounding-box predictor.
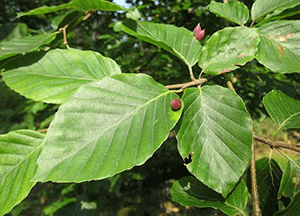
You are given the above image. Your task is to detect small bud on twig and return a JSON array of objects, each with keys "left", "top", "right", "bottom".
[{"left": 193, "top": 23, "right": 205, "bottom": 41}]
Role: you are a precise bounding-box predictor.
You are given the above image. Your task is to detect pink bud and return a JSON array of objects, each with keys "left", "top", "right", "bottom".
[
  {"left": 171, "top": 99, "right": 181, "bottom": 111},
  {"left": 193, "top": 23, "right": 205, "bottom": 41}
]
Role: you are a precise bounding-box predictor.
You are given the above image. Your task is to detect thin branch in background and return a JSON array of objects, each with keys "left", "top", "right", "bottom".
[
  {"left": 251, "top": 139, "right": 261, "bottom": 216},
  {"left": 165, "top": 78, "right": 207, "bottom": 90},
  {"left": 275, "top": 148, "right": 300, "bottom": 170},
  {"left": 59, "top": 24, "right": 70, "bottom": 49},
  {"left": 253, "top": 134, "right": 300, "bottom": 153}
]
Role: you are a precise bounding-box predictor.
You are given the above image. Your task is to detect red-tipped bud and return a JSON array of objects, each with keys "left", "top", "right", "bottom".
[
  {"left": 171, "top": 99, "right": 181, "bottom": 111},
  {"left": 193, "top": 23, "right": 205, "bottom": 41}
]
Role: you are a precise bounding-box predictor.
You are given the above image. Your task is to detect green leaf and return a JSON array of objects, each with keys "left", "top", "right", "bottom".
[
  {"left": 262, "top": 90, "right": 300, "bottom": 130},
  {"left": 0, "top": 130, "right": 45, "bottom": 216},
  {"left": 33, "top": 73, "right": 183, "bottom": 182},
  {"left": 171, "top": 176, "right": 248, "bottom": 215},
  {"left": 125, "top": 7, "right": 141, "bottom": 20},
  {"left": 257, "top": 5, "right": 300, "bottom": 26},
  {"left": 0, "top": 32, "right": 57, "bottom": 61},
  {"left": 274, "top": 190, "right": 300, "bottom": 216},
  {"left": 207, "top": 0, "right": 249, "bottom": 26},
  {"left": 0, "top": 23, "right": 30, "bottom": 42},
  {"left": 2, "top": 49, "right": 121, "bottom": 104},
  {"left": 43, "top": 197, "right": 77, "bottom": 215},
  {"left": 51, "top": 10, "right": 83, "bottom": 30},
  {"left": 278, "top": 159, "right": 300, "bottom": 199},
  {"left": 122, "top": 19, "right": 202, "bottom": 67},
  {"left": 248, "top": 158, "right": 282, "bottom": 215},
  {"left": 256, "top": 20, "right": 300, "bottom": 74},
  {"left": 176, "top": 85, "right": 252, "bottom": 197},
  {"left": 198, "top": 27, "right": 259, "bottom": 75},
  {"left": 251, "top": 0, "right": 300, "bottom": 21},
  {"left": 17, "top": 0, "right": 126, "bottom": 17}
]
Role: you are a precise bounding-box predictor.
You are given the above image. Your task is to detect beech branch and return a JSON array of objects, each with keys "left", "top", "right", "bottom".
[
  {"left": 59, "top": 24, "right": 70, "bottom": 49},
  {"left": 251, "top": 139, "right": 261, "bottom": 216},
  {"left": 253, "top": 134, "right": 300, "bottom": 153},
  {"left": 165, "top": 78, "right": 207, "bottom": 90},
  {"left": 37, "top": 128, "right": 48, "bottom": 133}
]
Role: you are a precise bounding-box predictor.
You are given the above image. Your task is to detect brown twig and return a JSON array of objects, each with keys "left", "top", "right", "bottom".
[
  {"left": 165, "top": 78, "right": 207, "bottom": 90},
  {"left": 224, "top": 74, "right": 234, "bottom": 90},
  {"left": 37, "top": 128, "right": 48, "bottom": 133},
  {"left": 82, "top": 11, "right": 93, "bottom": 21},
  {"left": 251, "top": 138, "right": 261, "bottom": 216},
  {"left": 253, "top": 134, "right": 300, "bottom": 153},
  {"left": 59, "top": 24, "right": 70, "bottom": 49}
]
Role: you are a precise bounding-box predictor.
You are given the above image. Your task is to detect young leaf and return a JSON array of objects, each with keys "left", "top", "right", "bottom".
[
  {"left": 176, "top": 85, "right": 253, "bottom": 197},
  {"left": 0, "top": 130, "right": 45, "bottom": 216},
  {"left": 274, "top": 190, "right": 300, "bottom": 216},
  {"left": 251, "top": 0, "right": 300, "bottom": 21},
  {"left": 198, "top": 27, "right": 259, "bottom": 75},
  {"left": 278, "top": 159, "right": 300, "bottom": 199},
  {"left": 171, "top": 176, "right": 249, "bottom": 216},
  {"left": 248, "top": 158, "right": 282, "bottom": 215},
  {"left": 122, "top": 19, "right": 202, "bottom": 67},
  {"left": 256, "top": 20, "right": 300, "bottom": 74},
  {"left": 262, "top": 90, "right": 300, "bottom": 130},
  {"left": 0, "top": 32, "right": 57, "bottom": 61},
  {"left": 0, "top": 23, "right": 30, "bottom": 42},
  {"left": 2, "top": 49, "right": 121, "bottom": 104},
  {"left": 207, "top": 0, "right": 249, "bottom": 26},
  {"left": 125, "top": 7, "right": 141, "bottom": 20},
  {"left": 33, "top": 73, "right": 183, "bottom": 182},
  {"left": 17, "top": 0, "right": 126, "bottom": 17}
]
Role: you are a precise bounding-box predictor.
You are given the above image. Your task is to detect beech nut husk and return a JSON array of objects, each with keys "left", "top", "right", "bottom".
[{"left": 171, "top": 99, "right": 181, "bottom": 111}]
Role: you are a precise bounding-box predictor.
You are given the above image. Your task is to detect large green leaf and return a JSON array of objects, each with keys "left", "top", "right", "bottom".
[
  {"left": 198, "top": 27, "right": 259, "bottom": 75},
  {"left": 0, "top": 130, "right": 44, "bottom": 216},
  {"left": 275, "top": 190, "right": 300, "bottom": 216},
  {"left": 122, "top": 19, "right": 202, "bottom": 67},
  {"left": 251, "top": 0, "right": 300, "bottom": 21},
  {"left": 0, "top": 32, "right": 57, "bottom": 61},
  {"left": 17, "top": 0, "right": 126, "bottom": 17},
  {"left": 248, "top": 158, "right": 282, "bottom": 215},
  {"left": 278, "top": 159, "right": 300, "bottom": 199},
  {"left": 1, "top": 49, "right": 121, "bottom": 104},
  {"left": 207, "top": 0, "right": 249, "bottom": 26},
  {"left": 33, "top": 73, "right": 182, "bottom": 182},
  {"left": 256, "top": 20, "right": 300, "bottom": 74},
  {"left": 262, "top": 90, "right": 300, "bottom": 130},
  {"left": 171, "top": 176, "right": 248, "bottom": 216},
  {"left": 176, "top": 85, "right": 252, "bottom": 197}
]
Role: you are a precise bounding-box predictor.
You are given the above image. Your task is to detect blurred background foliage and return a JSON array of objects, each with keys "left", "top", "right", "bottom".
[{"left": 0, "top": 0, "right": 300, "bottom": 215}]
